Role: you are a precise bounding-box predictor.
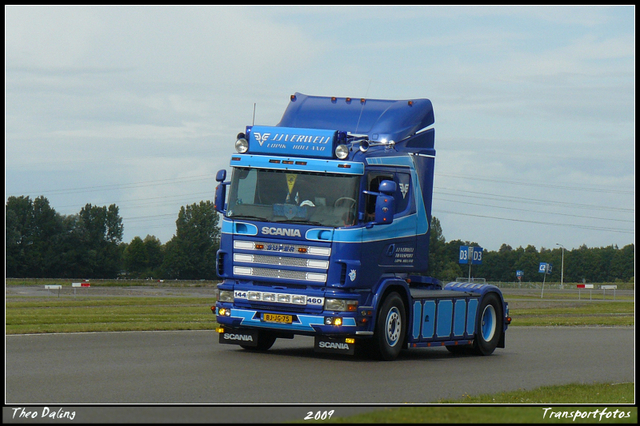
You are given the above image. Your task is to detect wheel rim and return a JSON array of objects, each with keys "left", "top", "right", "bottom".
[
  {"left": 481, "top": 304, "right": 497, "bottom": 342},
  {"left": 385, "top": 307, "right": 402, "bottom": 347}
]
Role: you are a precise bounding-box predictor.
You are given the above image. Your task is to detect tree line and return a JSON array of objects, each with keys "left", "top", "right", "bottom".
[
  {"left": 5, "top": 196, "right": 634, "bottom": 283},
  {"left": 427, "top": 217, "right": 634, "bottom": 284},
  {"left": 6, "top": 196, "right": 219, "bottom": 280}
]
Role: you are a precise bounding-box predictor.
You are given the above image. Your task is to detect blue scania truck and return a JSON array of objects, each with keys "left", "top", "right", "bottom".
[{"left": 212, "top": 92, "right": 510, "bottom": 360}]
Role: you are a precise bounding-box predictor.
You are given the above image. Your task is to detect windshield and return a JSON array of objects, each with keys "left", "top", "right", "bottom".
[{"left": 227, "top": 167, "right": 360, "bottom": 227}]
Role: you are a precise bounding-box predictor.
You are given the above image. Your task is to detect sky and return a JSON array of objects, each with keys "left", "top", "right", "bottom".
[{"left": 5, "top": 5, "right": 635, "bottom": 253}]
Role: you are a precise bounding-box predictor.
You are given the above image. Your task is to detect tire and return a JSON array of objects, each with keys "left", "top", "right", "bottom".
[
  {"left": 471, "top": 293, "right": 503, "bottom": 356},
  {"left": 241, "top": 331, "right": 277, "bottom": 351},
  {"left": 446, "top": 344, "right": 471, "bottom": 355},
  {"left": 372, "top": 292, "right": 406, "bottom": 361}
]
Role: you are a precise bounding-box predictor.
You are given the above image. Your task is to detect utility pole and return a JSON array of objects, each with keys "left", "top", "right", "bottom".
[{"left": 556, "top": 243, "right": 565, "bottom": 289}]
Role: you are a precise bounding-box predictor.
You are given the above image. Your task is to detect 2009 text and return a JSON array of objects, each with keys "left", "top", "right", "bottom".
[{"left": 304, "top": 410, "right": 335, "bottom": 421}]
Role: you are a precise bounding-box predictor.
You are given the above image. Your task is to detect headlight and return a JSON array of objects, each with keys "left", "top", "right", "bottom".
[
  {"left": 235, "top": 138, "right": 249, "bottom": 153},
  {"left": 218, "top": 290, "right": 234, "bottom": 303},
  {"left": 324, "top": 299, "right": 358, "bottom": 312},
  {"left": 335, "top": 144, "right": 349, "bottom": 159}
]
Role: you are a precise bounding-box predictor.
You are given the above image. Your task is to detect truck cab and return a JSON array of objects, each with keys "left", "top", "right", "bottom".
[{"left": 213, "top": 93, "right": 509, "bottom": 360}]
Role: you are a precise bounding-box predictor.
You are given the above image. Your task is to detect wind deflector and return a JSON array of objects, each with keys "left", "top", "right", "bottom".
[{"left": 277, "top": 92, "right": 434, "bottom": 143}]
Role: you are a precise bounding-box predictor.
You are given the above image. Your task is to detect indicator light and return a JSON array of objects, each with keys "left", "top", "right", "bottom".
[
  {"left": 298, "top": 247, "right": 308, "bottom": 253},
  {"left": 345, "top": 338, "right": 355, "bottom": 344},
  {"left": 255, "top": 244, "right": 264, "bottom": 249}
]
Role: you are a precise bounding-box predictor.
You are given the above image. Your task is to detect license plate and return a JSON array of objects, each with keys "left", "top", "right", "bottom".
[{"left": 263, "top": 313, "right": 293, "bottom": 324}]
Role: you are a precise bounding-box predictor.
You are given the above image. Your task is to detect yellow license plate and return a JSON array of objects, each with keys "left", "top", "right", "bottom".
[{"left": 263, "top": 313, "right": 293, "bottom": 324}]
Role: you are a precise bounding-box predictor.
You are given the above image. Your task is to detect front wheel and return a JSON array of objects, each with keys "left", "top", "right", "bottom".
[
  {"left": 471, "top": 293, "right": 503, "bottom": 356},
  {"left": 372, "top": 292, "right": 406, "bottom": 361},
  {"left": 241, "top": 331, "right": 277, "bottom": 351}
]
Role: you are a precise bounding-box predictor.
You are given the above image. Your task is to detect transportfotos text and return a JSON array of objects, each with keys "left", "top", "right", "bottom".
[{"left": 542, "top": 407, "right": 631, "bottom": 421}]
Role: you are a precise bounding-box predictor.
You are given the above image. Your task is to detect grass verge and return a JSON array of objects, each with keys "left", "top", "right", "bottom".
[
  {"left": 508, "top": 301, "right": 634, "bottom": 327},
  {"left": 6, "top": 296, "right": 217, "bottom": 334}
]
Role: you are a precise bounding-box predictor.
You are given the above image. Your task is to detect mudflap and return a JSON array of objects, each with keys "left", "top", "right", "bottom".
[
  {"left": 219, "top": 328, "right": 259, "bottom": 347},
  {"left": 314, "top": 336, "right": 355, "bottom": 355}
]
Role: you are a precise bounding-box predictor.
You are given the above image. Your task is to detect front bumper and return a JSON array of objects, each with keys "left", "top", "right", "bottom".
[{"left": 214, "top": 304, "right": 372, "bottom": 336}]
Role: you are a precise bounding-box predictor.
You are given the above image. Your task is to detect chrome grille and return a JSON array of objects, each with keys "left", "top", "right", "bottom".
[
  {"left": 233, "top": 238, "right": 330, "bottom": 284},
  {"left": 233, "top": 266, "right": 327, "bottom": 283}
]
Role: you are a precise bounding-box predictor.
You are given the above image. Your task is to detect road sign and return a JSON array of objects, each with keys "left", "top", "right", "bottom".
[
  {"left": 471, "top": 246, "right": 483, "bottom": 265},
  {"left": 459, "top": 246, "right": 469, "bottom": 264},
  {"left": 459, "top": 246, "right": 483, "bottom": 265},
  {"left": 538, "top": 263, "right": 552, "bottom": 274}
]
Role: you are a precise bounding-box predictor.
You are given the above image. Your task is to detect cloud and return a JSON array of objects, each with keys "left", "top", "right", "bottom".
[{"left": 5, "top": 5, "right": 634, "bottom": 249}]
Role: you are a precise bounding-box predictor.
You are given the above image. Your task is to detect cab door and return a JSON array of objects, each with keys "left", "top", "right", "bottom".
[{"left": 361, "top": 168, "right": 417, "bottom": 270}]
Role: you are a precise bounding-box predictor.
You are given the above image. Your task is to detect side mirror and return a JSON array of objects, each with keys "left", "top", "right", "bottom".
[
  {"left": 363, "top": 180, "right": 396, "bottom": 226},
  {"left": 214, "top": 169, "right": 228, "bottom": 213},
  {"left": 378, "top": 180, "right": 396, "bottom": 195},
  {"left": 374, "top": 195, "right": 395, "bottom": 224}
]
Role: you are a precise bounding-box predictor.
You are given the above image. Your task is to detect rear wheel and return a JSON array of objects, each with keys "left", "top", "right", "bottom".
[
  {"left": 372, "top": 292, "right": 406, "bottom": 361},
  {"left": 471, "top": 293, "right": 503, "bottom": 356}
]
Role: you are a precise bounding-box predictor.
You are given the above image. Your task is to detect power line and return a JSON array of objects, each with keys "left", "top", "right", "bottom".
[
  {"left": 12, "top": 174, "right": 216, "bottom": 196},
  {"left": 435, "top": 172, "right": 634, "bottom": 195},
  {"left": 435, "top": 209, "right": 633, "bottom": 234},
  {"left": 435, "top": 187, "right": 634, "bottom": 213},
  {"left": 55, "top": 191, "right": 213, "bottom": 210},
  {"left": 434, "top": 196, "right": 634, "bottom": 223}
]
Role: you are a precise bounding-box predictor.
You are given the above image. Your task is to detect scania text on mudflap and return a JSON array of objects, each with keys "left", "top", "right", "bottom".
[{"left": 212, "top": 92, "right": 511, "bottom": 360}]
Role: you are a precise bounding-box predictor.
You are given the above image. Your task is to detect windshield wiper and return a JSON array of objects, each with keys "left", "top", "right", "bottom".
[
  {"left": 275, "top": 219, "right": 324, "bottom": 226},
  {"left": 230, "top": 214, "right": 269, "bottom": 222}
]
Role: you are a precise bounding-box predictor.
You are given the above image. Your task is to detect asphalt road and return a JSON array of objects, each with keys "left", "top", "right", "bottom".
[{"left": 4, "top": 326, "right": 634, "bottom": 423}]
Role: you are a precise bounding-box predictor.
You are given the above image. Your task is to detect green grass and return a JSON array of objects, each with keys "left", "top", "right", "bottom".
[
  {"left": 299, "top": 383, "right": 636, "bottom": 423},
  {"left": 6, "top": 297, "right": 217, "bottom": 334},
  {"left": 508, "top": 301, "right": 634, "bottom": 327},
  {"left": 440, "top": 382, "right": 635, "bottom": 404}
]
